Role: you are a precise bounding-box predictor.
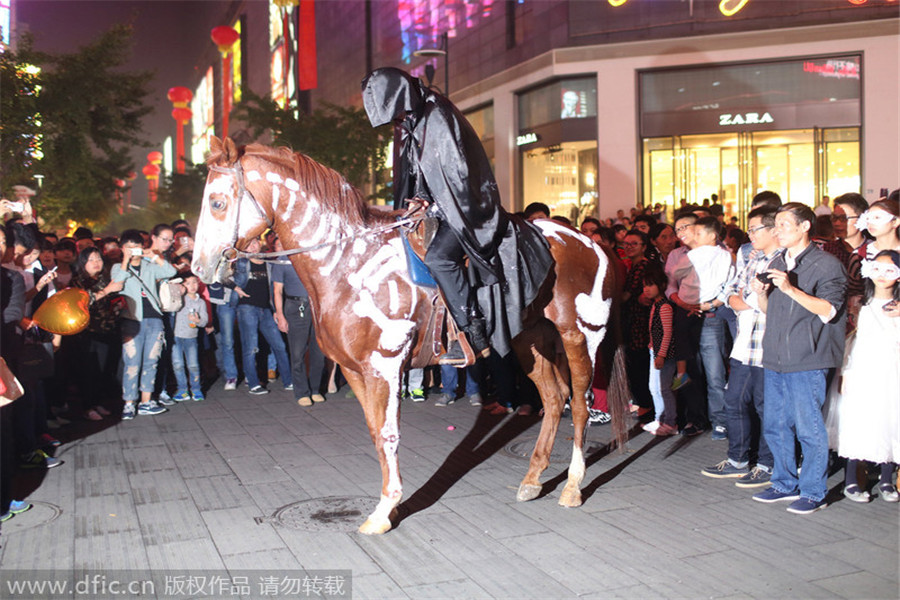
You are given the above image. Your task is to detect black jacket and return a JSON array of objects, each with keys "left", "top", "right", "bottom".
[{"left": 762, "top": 243, "right": 847, "bottom": 373}]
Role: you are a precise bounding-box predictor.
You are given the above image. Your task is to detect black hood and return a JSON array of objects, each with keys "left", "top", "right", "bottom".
[{"left": 361, "top": 67, "right": 426, "bottom": 127}]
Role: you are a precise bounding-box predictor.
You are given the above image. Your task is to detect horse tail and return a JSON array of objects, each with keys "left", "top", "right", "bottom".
[{"left": 600, "top": 246, "right": 632, "bottom": 452}]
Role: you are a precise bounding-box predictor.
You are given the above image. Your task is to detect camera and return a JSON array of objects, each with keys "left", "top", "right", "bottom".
[
  {"left": 7, "top": 201, "right": 24, "bottom": 212},
  {"left": 756, "top": 272, "right": 773, "bottom": 285},
  {"left": 130, "top": 248, "right": 143, "bottom": 257}
]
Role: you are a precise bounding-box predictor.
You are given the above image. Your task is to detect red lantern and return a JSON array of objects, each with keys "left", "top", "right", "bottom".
[
  {"left": 167, "top": 86, "right": 193, "bottom": 107},
  {"left": 171, "top": 107, "right": 192, "bottom": 125},
  {"left": 210, "top": 26, "right": 240, "bottom": 55},
  {"left": 147, "top": 151, "right": 163, "bottom": 165},
  {"left": 143, "top": 163, "right": 161, "bottom": 203},
  {"left": 142, "top": 164, "right": 160, "bottom": 179},
  {"left": 114, "top": 178, "right": 126, "bottom": 188}
]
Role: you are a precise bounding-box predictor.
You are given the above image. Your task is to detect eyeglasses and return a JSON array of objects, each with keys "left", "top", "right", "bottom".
[
  {"left": 675, "top": 224, "right": 693, "bottom": 233},
  {"left": 157, "top": 237, "right": 174, "bottom": 243},
  {"left": 747, "top": 225, "right": 772, "bottom": 235},
  {"left": 622, "top": 241, "right": 643, "bottom": 248},
  {"left": 832, "top": 215, "right": 860, "bottom": 223}
]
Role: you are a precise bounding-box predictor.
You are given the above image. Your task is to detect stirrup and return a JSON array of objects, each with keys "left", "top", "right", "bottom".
[{"left": 438, "top": 340, "right": 469, "bottom": 366}]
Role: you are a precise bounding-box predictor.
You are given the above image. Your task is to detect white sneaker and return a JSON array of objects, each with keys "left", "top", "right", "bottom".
[
  {"left": 642, "top": 420, "right": 660, "bottom": 434},
  {"left": 224, "top": 378, "right": 237, "bottom": 391}
]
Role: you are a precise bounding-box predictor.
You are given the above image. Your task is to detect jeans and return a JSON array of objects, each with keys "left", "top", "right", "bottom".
[
  {"left": 215, "top": 304, "right": 238, "bottom": 380},
  {"left": 440, "top": 363, "right": 480, "bottom": 396},
  {"left": 172, "top": 336, "right": 201, "bottom": 395},
  {"left": 725, "top": 360, "right": 772, "bottom": 469},
  {"left": 764, "top": 368, "right": 829, "bottom": 502},
  {"left": 121, "top": 318, "right": 165, "bottom": 402},
  {"left": 284, "top": 296, "right": 325, "bottom": 398},
  {"left": 648, "top": 350, "right": 677, "bottom": 426},
  {"left": 699, "top": 314, "right": 728, "bottom": 429},
  {"left": 236, "top": 304, "right": 292, "bottom": 389}
]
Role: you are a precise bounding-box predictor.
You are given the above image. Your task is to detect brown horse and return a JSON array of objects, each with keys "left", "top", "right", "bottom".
[{"left": 192, "top": 137, "right": 626, "bottom": 534}]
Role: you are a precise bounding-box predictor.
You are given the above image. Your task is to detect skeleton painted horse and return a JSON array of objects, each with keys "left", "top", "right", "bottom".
[{"left": 192, "top": 137, "right": 626, "bottom": 535}]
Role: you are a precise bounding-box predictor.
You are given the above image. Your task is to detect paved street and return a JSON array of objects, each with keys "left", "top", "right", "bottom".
[{"left": 1, "top": 381, "right": 897, "bottom": 599}]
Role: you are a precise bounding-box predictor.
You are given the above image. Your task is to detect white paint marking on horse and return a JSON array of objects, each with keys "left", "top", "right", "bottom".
[
  {"left": 534, "top": 220, "right": 595, "bottom": 250},
  {"left": 575, "top": 244, "right": 611, "bottom": 367},
  {"left": 198, "top": 175, "right": 240, "bottom": 257},
  {"left": 568, "top": 443, "right": 585, "bottom": 482},
  {"left": 316, "top": 242, "right": 343, "bottom": 276},
  {"left": 369, "top": 340, "right": 412, "bottom": 499},
  {"left": 352, "top": 290, "right": 415, "bottom": 352},
  {"left": 285, "top": 177, "right": 300, "bottom": 192},
  {"left": 388, "top": 280, "right": 399, "bottom": 314},
  {"left": 348, "top": 245, "right": 395, "bottom": 290},
  {"left": 305, "top": 209, "right": 330, "bottom": 245},
  {"left": 237, "top": 192, "right": 265, "bottom": 238},
  {"left": 283, "top": 190, "right": 297, "bottom": 221},
  {"left": 266, "top": 172, "right": 284, "bottom": 185},
  {"left": 246, "top": 170, "right": 262, "bottom": 182},
  {"left": 352, "top": 238, "right": 367, "bottom": 255},
  {"left": 271, "top": 184, "right": 280, "bottom": 212}
]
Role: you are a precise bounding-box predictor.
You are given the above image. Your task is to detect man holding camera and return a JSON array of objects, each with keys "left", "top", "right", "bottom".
[{"left": 750, "top": 203, "right": 847, "bottom": 515}]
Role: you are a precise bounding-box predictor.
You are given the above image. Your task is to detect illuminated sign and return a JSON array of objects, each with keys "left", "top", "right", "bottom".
[
  {"left": 719, "top": 112, "right": 774, "bottom": 126},
  {"left": 803, "top": 59, "right": 860, "bottom": 80},
  {"left": 517, "top": 132, "right": 539, "bottom": 146}
]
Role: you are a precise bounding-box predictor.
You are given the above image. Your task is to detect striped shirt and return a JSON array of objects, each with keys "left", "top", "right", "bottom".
[{"left": 727, "top": 248, "right": 782, "bottom": 367}]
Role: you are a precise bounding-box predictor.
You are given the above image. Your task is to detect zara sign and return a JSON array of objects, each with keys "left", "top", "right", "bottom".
[{"left": 718, "top": 112, "right": 774, "bottom": 126}]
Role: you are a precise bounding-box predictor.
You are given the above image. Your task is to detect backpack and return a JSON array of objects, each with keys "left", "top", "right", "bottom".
[{"left": 158, "top": 278, "right": 185, "bottom": 313}]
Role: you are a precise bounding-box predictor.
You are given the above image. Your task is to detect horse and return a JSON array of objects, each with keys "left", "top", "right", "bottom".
[{"left": 192, "top": 137, "right": 628, "bottom": 535}]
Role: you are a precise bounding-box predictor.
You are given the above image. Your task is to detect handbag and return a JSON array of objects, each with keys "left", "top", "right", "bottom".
[
  {"left": 0, "top": 357, "right": 25, "bottom": 406},
  {"left": 128, "top": 266, "right": 184, "bottom": 313}
]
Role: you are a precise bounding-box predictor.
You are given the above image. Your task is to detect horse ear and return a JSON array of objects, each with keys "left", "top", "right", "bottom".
[
  {"left": 209, "top": 136, "right": 223, "bottom": 154},
  {"left": 224, "top": 137, "right": 240, "bottom": 164}
]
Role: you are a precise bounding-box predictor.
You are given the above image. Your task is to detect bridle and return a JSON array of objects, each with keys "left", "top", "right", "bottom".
[{"left": 207, "top": 159, "right": 424, "bottom": 264}]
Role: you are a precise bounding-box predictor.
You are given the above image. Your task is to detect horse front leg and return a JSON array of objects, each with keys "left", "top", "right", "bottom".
[
  {"left": 558, "top": 330, "right": 593, "bottom": 508},
  {"left": 346, "top": 369, "right": 404, "bottom": 535}
]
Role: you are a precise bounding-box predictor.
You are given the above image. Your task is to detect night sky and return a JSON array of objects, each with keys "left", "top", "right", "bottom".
[{"left": 15, "top": 0, "right": 231, "bottom": 208}]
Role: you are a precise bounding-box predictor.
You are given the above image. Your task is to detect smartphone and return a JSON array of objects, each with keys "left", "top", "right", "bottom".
[
  {"left": 8, "top": 201, "right": 24, "bottom": 212},
  {"left": 756, "top": 272, "right": 773, "bottom": 285},
  {"left": 884, "top": 301, "right": 898, "bottom": 312},
  {"left": 130, "top": 248, "right": 143, "bottom": 257},
  {"left": 49, "top": 266, "right": 58, "bottom": 274}
]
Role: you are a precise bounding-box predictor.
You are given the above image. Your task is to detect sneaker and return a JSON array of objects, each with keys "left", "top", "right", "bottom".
[
  {"left": 466, "top": 393, "right": 483, "bottom": 406},
  {"left": 224, "top": 378, "right": 237, "bottom": 391},
  {"left": 249, "top": 385, "right": 269, "bottom": 396},
  {"left": 433, "top": 393, "right": 455, "bottom": 407},
  {"left": 285, "top": 384, "right": 294, "bottom": 391},
  {"left": 122, "top": 403, "right": 136, "bottom": 420},
  {"left": 137, "top": 401, "right": 167, "bottom": 416},
  {"left": 297, "top": 396, "right": 313, "bottom": 407},
  {"left": 752, "top": 487, "right": 801, "bottom": 503},
  {"left": 39, "top": 433, "right": 61, "bottom": 448},
  {"left": 711, "top": 425, "right": 728, "bottom": 441},
  {"left": 872, "top": 483, "right": 900, "bottom": 503},
  {"left": 681, "top": 423, "right": 705, "bottom": 437},
  {"left": 157, "top": 395, "right": 176, "bottom": 407},
  {"left": 312, "top": 394, "right": 326, "bottom": 403},
  {"left": 671, "top": 372, "right": 691, "bottom": 391},
  {"left": 93, "top": 405, "right": 112, "bottom": 417},
  {"left": 0, "top": 500, "right": 32, "bottom": 522},
  {"left": 654, "top": 423, "right": 678, "bottom": 437},
  {"left": 786, "top": 497, "right": 827, "bottom": 515},
  {"left": 701, "top": 459, "right": 747, "bottom": 479},
  {"left": 159, "top": 390, "right": 172, "bottom": 401},
  {"left": 642, "top": 420, "right": 660, "bottom": 434},
  {"left": 410, "top": 388, "right": 426, "bottom": 403},
  {"left": 192, "top": 392, "right": 205, "bottom": 402},
  {"left": 842, "top": 484, "right": 871, "bottom": 503},
  {"left": 736, "top": 466, "right": 772, "bottom": 488},
  {"left": 84, "top": 408, "right": 104, "bottom": 420},
  {"left": 172, "top": 392, "right": 191, "bottom": 403},
  {"left": 20, "top": 449, "right": 63, "bottom": 469},
  {"left": 588, "top": 408, "right": 611, "bottom": 425},
  {"left": 267, "top": 369, "right": 277, "bottom": 381}
]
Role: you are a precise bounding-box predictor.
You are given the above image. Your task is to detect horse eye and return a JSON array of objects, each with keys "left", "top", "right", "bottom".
[{"left": 210, "top": 199, "right": 226, "bottom": 211}]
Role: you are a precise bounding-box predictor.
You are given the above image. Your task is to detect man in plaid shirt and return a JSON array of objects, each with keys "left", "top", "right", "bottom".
[{"left": 701, "top": 207, "right": 782, "bottom": 488}]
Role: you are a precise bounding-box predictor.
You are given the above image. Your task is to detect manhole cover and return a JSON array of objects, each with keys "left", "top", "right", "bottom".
[
  {"left": 266, "top": 496, "right": 380, "bottom": 532},
  {"left": 0, "top": 501, "right": 62, "bottom": 533},
  {"left": 503, "top": 437, "right": 607, "bottom": 464}
]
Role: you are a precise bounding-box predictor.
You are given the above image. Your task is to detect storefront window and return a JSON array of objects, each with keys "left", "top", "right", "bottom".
[
  {"left": 522, "top": 141, "right": 598, "bottom": 223},
  {"left": 519, "top": 77, "right": 596, "bottom": 130},
  {"left": 465, "top": 104, "right": 493, "bottom": 143}
]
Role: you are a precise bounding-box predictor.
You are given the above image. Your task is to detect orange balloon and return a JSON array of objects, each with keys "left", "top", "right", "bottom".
[{"left": 31, "top": 288, "right": 91, "bottom": 335}]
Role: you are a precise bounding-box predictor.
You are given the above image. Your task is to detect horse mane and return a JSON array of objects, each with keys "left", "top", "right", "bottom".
[{"left": 208, "top": 139, "right": 391, "bottom": 229}]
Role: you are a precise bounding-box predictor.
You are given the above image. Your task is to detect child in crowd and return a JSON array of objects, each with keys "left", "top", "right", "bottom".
[
  {"left": 642, "top": 262, "right": 678, "bottom": 436},
  {"left": 172, "top": 274, "right": 209, "bottom": 402},
  {"left": 826, "top": 250, "right": 900, "bottom": 503}
]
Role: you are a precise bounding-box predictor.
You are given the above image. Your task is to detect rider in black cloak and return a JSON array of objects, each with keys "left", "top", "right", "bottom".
[{"left": 362, "top": 67, "right": 553, "bottom": 361}]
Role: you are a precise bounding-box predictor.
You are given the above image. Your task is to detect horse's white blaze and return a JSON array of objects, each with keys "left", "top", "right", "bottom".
[
  {"left": 271, "top": 184, "right": 280, "bottom": 212},
  {"left": 388, "top": 280, "right": 399, "bottom": 314},
  {"left": 246, "top": 170, "right": 261, "bottom": 182},
  {"left": 266, "top": 172, "right": 284, "bottom": 185},
  {"left": 575, "top": 244, "right": 610, "bottom": 369},
  {"left": 198, "top": 176, "right": 239, "bottom": 252},
  {"left": 353, "top": 290, "right": 414, "bottom": 352},
  {"left": 285, "top": 177, "right": 299, "bottom": 192}
]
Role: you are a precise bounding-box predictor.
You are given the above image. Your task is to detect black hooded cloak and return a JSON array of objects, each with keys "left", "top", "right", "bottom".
[{"left": 362, "top": 67, "right": 553, "bottom": 356}]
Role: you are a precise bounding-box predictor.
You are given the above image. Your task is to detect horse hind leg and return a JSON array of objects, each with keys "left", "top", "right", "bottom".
[{"left": 558, "top": 329, "right": 594, "bottom": 508}]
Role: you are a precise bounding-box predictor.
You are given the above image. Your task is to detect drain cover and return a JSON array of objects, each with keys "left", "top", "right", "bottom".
[
  {"left": 268, "top": 496, "right": 380, "bottom": 532},
  {"left": 0, "top": 501, "right": 62, "bottom": 533},
  {"left": 503, "top": 437, "right": 607, "bottom": 464}
]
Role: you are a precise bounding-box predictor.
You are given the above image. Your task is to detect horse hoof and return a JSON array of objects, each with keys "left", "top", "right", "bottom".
[
  {"left": 559, "top": 487, "right": 583, "bottom": 508},
  {"left": 358, "top": 517, "right": 392, "bottom": 535},
  {"left": 517, "top": 483, "right": 542, "bottom": 502}
]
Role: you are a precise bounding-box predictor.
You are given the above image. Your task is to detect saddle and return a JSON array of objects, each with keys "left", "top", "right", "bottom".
[{"left": 400, "top": 200, "right": 478, "bottom": 369}]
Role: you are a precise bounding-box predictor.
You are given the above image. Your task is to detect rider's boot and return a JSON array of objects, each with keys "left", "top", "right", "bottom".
[{"left": 440, "top": 318, "right": 490, "bottom": 365}]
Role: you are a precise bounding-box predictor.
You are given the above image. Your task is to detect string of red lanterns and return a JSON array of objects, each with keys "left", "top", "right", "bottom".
[{"left": 210, "top": 25, "right": 240, "bottom": 138}]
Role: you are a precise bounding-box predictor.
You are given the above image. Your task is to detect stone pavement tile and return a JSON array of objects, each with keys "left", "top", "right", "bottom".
[
  {"left": 201, "top": 507, "right": 284, "bottom": 556},
  {"left": 137, "top": 499, "right": 211, "bottom": 545},
  {"left": 592, "top": 584, "right": 668, "bottom": 599},
  {"left": 197, "top": 417, "right": 246, "bottom": 436},
  {"left": 227, "top": 454, "right": 292, "bottom": 485},
  {"left": 278, "top": 416, "right": 337, "bottom": 437},
  {"left": 495, "top": 530, "right": 637, "bottom": 594},
  {"left": 71, "top": 440, "right": 126, "bottom": 470},
  {"left": 591, "top": 506, "right": 730, "bottom": 559},
  {"left": 815, "top": 502, "right": 900, "bottom": 550},
  {"left": 400, "top": 511, "right": 513, "bottom": 562},
  {"left": 73, "top": 529, "right": 148, "bottom": 570},
  {"left": 227, "top": 408, "right": 284, "bottom": 427},
  {"left": 0, "top": 504, "right": 75, "bottom": 570},
  {"left": 182, "top": 401, "right": 230, "bottom": 419},
  {"left": 811, "top": 538, "right": 899, "bottom": 582},
  {"left": 276, "top": 530, "right": 383, "bottom": 575},
  {"left": 75, "top": 465, "right": 131, "bottom": 499},
  {"left": 74, "top": 493, "right": 140, "bottom": 536},
  {"left": 128, "top": 470, "right": 192, "bottom": 505},
  {"left": 297, "top": 432, "right": 365, "bottom": 457},
  {"left": 264, "top": 441, "right": 331, "bottom": 469},
  {"left": 439, "top": 494, "right": 548, "bottom": 540},
  {"left": 579, "top": 488, "right": 638, "bottom": 513},
  {"left": 392, "top": 424, "right": 453, "bottom": 449},
  {"left": 814, "top": 570, "right": 898, "bottom": 599},
  {"left": 682, "top": 547, "right": 839, "bottom": 598},
  {"left": 209, "top": 433, "right": 268, "bottom": 459},
  {"left": 184, "top": 475, "right": 257, "bottom": 511},
  {"left": 454, "top": 555, "right": 580, "bottom": 599},
  {"left": 351, "top": 572, "right": 411, "bottom": 600},
  {"left": 156, "top": 415, "right": 204, "bottom": 433},
  {"left": 145, "top": 537, "right": 227, "bottom": 571},
  {"left": 244, "top": 480, "right": 311, "bottom": 514},
  {"left": 221, "top": 548, "right": 303, "bottom": 570},
  {"left": 284, "top": 464, "right": 370, "bottom": 498},
  {"left": 746, "top": 508, "right": 855, "bottom": 549},
  {"left": 123, "top": 449, "right": 177, "bottom": 475},
  {"left": 402, "top": 578, "right": 491, "bottom": 599},
  {"left": 322, "top": 453, "right": 382, "bottom": 488},
  {"left": 117, "top": 423, "right": 169, "bottom": 450},
  {"left": 164, "top": 432, "right": 216, "bottom": 455},
  {"left": 353, "top": 526, "right": 467, "bottom": 588},
  {"left": 617, "top": 481, "right": 737, "bottom": 529},
  {"left": 174, "top": 449, "right": 234, "bottom": 479},
  {"left": 242, "top": 423, "right": 296, "bottom": 445},
  {"left": 75, "top": 425, "right": 121, "bottom": 444}
]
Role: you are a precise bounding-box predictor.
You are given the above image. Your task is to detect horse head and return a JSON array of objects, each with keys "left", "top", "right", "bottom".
[{"left": 192, "top": 136, "right": 273, "bottom": 284}]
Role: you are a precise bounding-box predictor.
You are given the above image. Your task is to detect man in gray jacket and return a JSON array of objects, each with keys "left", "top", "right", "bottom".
[{"left": 750, "top": 203, "right": 847, "bottom": 514}]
